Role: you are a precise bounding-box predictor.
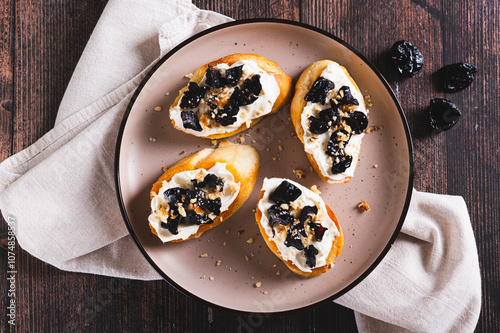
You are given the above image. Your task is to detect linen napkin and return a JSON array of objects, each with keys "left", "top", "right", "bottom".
[{"left": 0, "top": 0, "right": 481, "bottom": 332}]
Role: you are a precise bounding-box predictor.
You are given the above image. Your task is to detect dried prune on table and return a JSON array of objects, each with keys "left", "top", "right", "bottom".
[
  {"left": 269, "top": 180, "right": 302, "bottom": 204},
  {"left": 225, "top": 65, "right": 243, "bottom": 86},
  {"left": 336, "top": 86, "right": 359, "bottom": 106},
  {"left": 429, "top": 98, "right": 462, "bottom": 133},
  {"left": 437, "top": 63, "right": 478, "bottom": 92},
  {"left": 304, "top": 77, "right": 335, "bottom": 104},
  {"left": 179, "top": 82, "right": 209, "bottom": 109},
  {"left": 345, "top": 111, "right": 369, "bottom": 134},
  {"left": 390, "top": 40, "right": 424, "bottom": 77},
  {"left": 181, "top": 111, "right": 203, "bottom": 131},
  {"left": 205, "top": 65, "right": 225, "bottom": 88},
  {"left": 304, "top": 244, "right": 319, "bottom": 268}
]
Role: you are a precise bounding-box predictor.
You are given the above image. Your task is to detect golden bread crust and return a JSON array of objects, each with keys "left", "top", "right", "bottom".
[
  {"left": 255, "top": 190, "right": 344, "bottom": 278},
  {"left": 170, "top": 53, "right": 293, "bottom": 139},
  {"left": 150, "top": 141, "right": 260, "bottom": 242},
  {"left": 290, "top": 60, "right": 365, "bottom": 184}
]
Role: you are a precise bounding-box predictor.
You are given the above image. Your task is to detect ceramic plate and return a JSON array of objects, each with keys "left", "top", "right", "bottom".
[{"left": 116, "top": 19, "right": 413, "bottom": 314}]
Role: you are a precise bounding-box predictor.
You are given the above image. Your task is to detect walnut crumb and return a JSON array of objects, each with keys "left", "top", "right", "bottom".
[
  {"left": 216, "top": 260, "right": 222, "bottom": 266},
  {"left": 358, "top": 201, "right": 371, "bottom": 211},
  {"left": 251, "top": 140, "right": 256, "bottom": 143},
  {"left": 148, "top": 137, "right": 156, "bottom": 142},
  {"left": 245, "top": 255, "right": 250, "bottom": 261},
  {"left": 272, "top": 264, "right": 277, "bottom": 268},
  {"left": 265, "top": 148, "right": 270, "bottom": 152},
  {"left": 225, "top": 229, "right": 230, "bottom": 234},
  {"left": 211, "top": 139, "right": 218, "bottom": 146},
  {"left": 200, "top": 253, "right": 208, "bottom": 258},
  {"left": 200, "top": 275, "right": 205, "bottom": 279},
  {"left": 278, "top": 145, "right": 284, "bottom": 151},
  {"left": 236, "top": 136, "right": 245, "bottom": 144},
  {"left": 276, "top": 270, "right": 280, "bottom": 276},
  {"left": 255, "top": 282, "right": 262, "bottom": 288},
  {"left": 223, "top": 241, "right": 227, "bottom": 246},
  {"left": 154, "top": 106, "right": 162, "bottom": 111},
  {"left": 328, "top": 263, "right": 334, "bottom": 268},
  {"left": 179, "top": 150, "right": 186, "bottom": 155},
  {"left": 209, "top": 276, "right": 214, "bottom": 281},
  {"left": 247, "top": 237, "right": 254, "bottom": 244},
  {"left": 293, "top": 169, "right": 306, "bottom": 179},
  {"left": 310, "top": 185, "right": 321, "bottom": 194},
  {"left": 373, "top": 164, "right": 378, "bottom": 168}
]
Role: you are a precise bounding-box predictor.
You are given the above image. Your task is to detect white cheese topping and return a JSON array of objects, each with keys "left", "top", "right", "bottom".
[
  {"left": 170, "top": 59, "right": 280, "bottom": 136},
  {"left": 258, "top": 178, "right": 340, "bottom": 273},
  {"left": 300, "top": 62, "right": 367, "bottom": 181},
  {"left": 148, "top": 163, "right": 240, "bottom": 242}
]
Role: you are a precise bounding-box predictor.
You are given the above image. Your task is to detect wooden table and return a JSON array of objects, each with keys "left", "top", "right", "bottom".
[{"left": 1, "top": 0, "right": 498, "bottom": 332}]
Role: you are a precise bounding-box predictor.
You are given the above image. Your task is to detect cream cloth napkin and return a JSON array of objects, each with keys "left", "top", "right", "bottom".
[{"left": 0, "top": 0, "right": 481, "bottom": 331}]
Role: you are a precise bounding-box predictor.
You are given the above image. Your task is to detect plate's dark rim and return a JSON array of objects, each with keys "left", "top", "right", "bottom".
[{"left": 115, "top": 18, "right": 414, "bottom": 316}]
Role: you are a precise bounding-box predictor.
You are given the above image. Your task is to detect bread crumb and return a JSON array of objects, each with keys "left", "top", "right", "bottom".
[
  {"left": 255, "top": 282, "right": 261, "bottom": 288},
  {"left": 245, "top": 255, "right": 250, "bottom": 261},
  {"left": 328, "top": 263, "right": 334, "bottom": 268},
  {"left": 358, "top": 201, "right": 371, "bottom": 211},
  {"left": 364, "top": 124, "right": 383, "bottom": 134},
  {"left": 293, "top": 169, "right": 306, "bottom": 179},
  {"left": 223, "top": 241, "right": 227, "bottom": 246},
  {"left": 272, "top": 157, "right": 277, "bottom": 161},
  {"left": 247, "top": 237, "right": 254, "bottom": 244},
  {"left": 216, "top": 260, "right": 222, "bottom": 266},
  {"left": 185, "top": 73, "right": 194, "bottom": 79},
  {"left": 276, "top": 270, "right": 280, "bottom": 276},
  {"left": 154, "top": 106, "right": 162, "bottom": 111},
  {"left": 278, "top": 145, "right": 284, "bottom": 151},
  {"left": 200, "top": 275, "right": 205, "bottom": 279},
  {"left": 251, "top": 139, "right": 256, "bottom": 143},
  {"left": 165, "top": 92, "right": 170, "bottom": 96},
  {"left": 200, "top": 253, "right": 208, "bottom": 258},
  {"left": 236, "top": 136, "right": 245, "bottom": 144},
  {"left": 162, "top": 166, "right": 167, "bottom": 172},
  {"left": 149, "top": 137, "right": 156, "bottom": 142},
  {"left": 310, "top": 185, "right": 321, "bottom": 194},
  {"left": 272, "top": 264, "right": 277, "bottom": 268},
  {"left": 211, "top": 139, "right": 218, "bottom": 146},
  {"left": 209, "top": 276, "right": 214, "bottom": 281}
]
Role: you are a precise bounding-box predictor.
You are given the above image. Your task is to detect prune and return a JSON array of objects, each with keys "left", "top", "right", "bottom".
[
  {"left": 308, "top": 106, "right": 341, "bottom": 134},
  {"left": 267, "top": 205, "right": 295, "bottom": 233},
  {"left": 205, "top": 65, "right": 225, "bottom": 88},
  {"left": 225, "top": 65, "right": 243, "bottom": 86},
  {"left": 193, "top": 173, "right": 224, "bottom": 192},
  {"left": 161, "top": 216, "right": 180, "bottom": 235},
  {"left": 181, "top": 111, "right": 203, "bottom": 131},
  {"left": 299, "top": 205, "right": 318, "bottom": 223},
  {"left": 326, "top": 130, "right": 351, "bottom": 157},
  {"left": 390, "top": 41, "right": 424, "bottom": 77},
  {"left": 269, "top": 181, "right": 302, "bottom": 204},
  {"left": 179, "top": 82, "right": 209, "bottom": 109},
  {"left": 229, "top": 75, "right": 262, "bottom": 107},
  {"left": 437, "top": 63, "right": 477, "bottom": 92},
  {"left": 210, "top": 104, "right": 239, "bottom": 126},
  {"left": 331, "top": 155, "right": 352, "bottom": 174},
  {"left": 181, "top": 210, "right": 212, "bottom": 225},
  {"left": 284, "top": 221, "right": 306, "bottom": 250},
  {"left": 304, "top": 77, "right": 335, "bottom": 104},
  {"left": 164, "top": 187, "right": 185, "bottom": 205},
  {"left": 304, "top": 245, "right": 319, "bottom": 268},
  {"left": 345, "top": 111, "right": 368, "bottom": 134},
  {"left": 309, "top": 222, "right": 327, "bottom": 242},
  {"left": 429, "top": 98, "right": 462, "bottom": 133},
  {"left": 337, "top": 86, "right": 359, "bottom": 106},
  {"left": 199, "top": 197, "right": 222, "bottom": 216}
]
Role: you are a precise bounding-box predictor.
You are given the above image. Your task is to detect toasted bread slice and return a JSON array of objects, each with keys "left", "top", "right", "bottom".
[
  {"left": 170, "top": 53, "right": 293, "bottom": 139},
  {"left": 149, "top": 141, "right": 259, "bottom": 242},
  {"left": 291, "top": 60, "right": 368, "bottom": 184},
  {"left": 255, "top": 178, "right": 343, "bottom": 277}
]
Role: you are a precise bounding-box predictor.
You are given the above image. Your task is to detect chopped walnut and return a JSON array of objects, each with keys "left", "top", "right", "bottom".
[
  {"left": 236, "top": 136, "right": 245, "bottom": 144},
  {"left": 216, "top": 260, "right": 222, "bottom": 266},
  {"left": 211, "top": 139, "right": 218, "bottom": 146},
  {"left": 293, "top": 169, "right": 306, "bottom": 179},
  {"left": 148, "top": 137, "right": 156, "bottom": 142},
  {"left": 255, "top": 282, "right": 262, "bottom": 288},
  {"left": 358, "top": 201, "right": 371, "bottom": 211},
  {"left": 247, "top": 237, "right": 254, "bottom": 244},
  {"left": 154, "top": 106, "right": 162, "bottom": 111},
  {"left": 199, "top": 253, "right": 208, "bottom": 258},
  {"left": 209, "top": 276, "right": 214, "bottom": 281}
]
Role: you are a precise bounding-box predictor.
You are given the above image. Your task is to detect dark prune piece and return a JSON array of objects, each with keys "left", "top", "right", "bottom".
[
  {"left": 181, "top": 210, "right": 212, "bottom": 225},
  {"left": 308, "top": 106, "right": 341, "bottom": 134},
  {"left": 390, "top": 40, "right": 424, "bottom": 77},
  {"left": 229, "top": 75, "right": 262, "bottom": 107},
  {"left": 193, "top": 174, "right": 224, "bottom": 192},
  {"left": 269, "top": 181, "right": 302, "bottom": 204},
  {"left": 199, "top": 197, "right": 222, "bottom": 216},
  {"left": 326, "top": 130, "right": 351, "bottom": 157},
  {"left": 304, "top": 77, "right": 335, "bottom": 104},
  {"left": 225, "top": 65, "right": 243, "bottom": 86},
  {"left": 205, "top": 65, "right": 225, "bottom": 88},
  {"left": 309, "top": 222, "right": 327, "bottom": 242},
  {"left": 429, "top": 98, "right": 462, "bottom": 133},
  {"left": 437, "top": 63, "right": 477, "bottom": 92},
  {"left": 179, "top": 82, "right": 209, "bottom": 109},
  {"left": 337, "top": 86, "right": 359, "bottom": 106},
  {"left": 164, "top": 187, "right": 185, "bottom": 205},
  {"left": 161, "top": 217, "right": 180, "bottom": 235},
  {"left": 267, "top": 205, "right": 295, "bottom": 234},
  {"left": 299, "top": 205, "right": 318, "bottom": 223},
  {"left": 331, "top": 155, "right": 352, "bottom": 174},
  {"left": 284, "top": 223, "right": 305, "bottom": 250},
  {"left": 181, "top": 111, "right": 202, "bottom": 131},
  {"left": 346, "top": 111, "right": 368, "bottom": 134},
  {"left": 210, "top": 105, "right": 239, "bottom": 126},
  {"left": 304, "top": 245, "right": 319, "bottom": 268}
]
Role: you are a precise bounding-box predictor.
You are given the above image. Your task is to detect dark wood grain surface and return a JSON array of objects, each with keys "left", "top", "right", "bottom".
[{"left": 1, "top": 0, "right": 498, "bottom": 332}]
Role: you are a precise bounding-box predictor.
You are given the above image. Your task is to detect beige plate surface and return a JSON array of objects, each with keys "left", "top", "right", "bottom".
[{"left": 116, "top": 19, "right": 413, "bottom": 314}]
